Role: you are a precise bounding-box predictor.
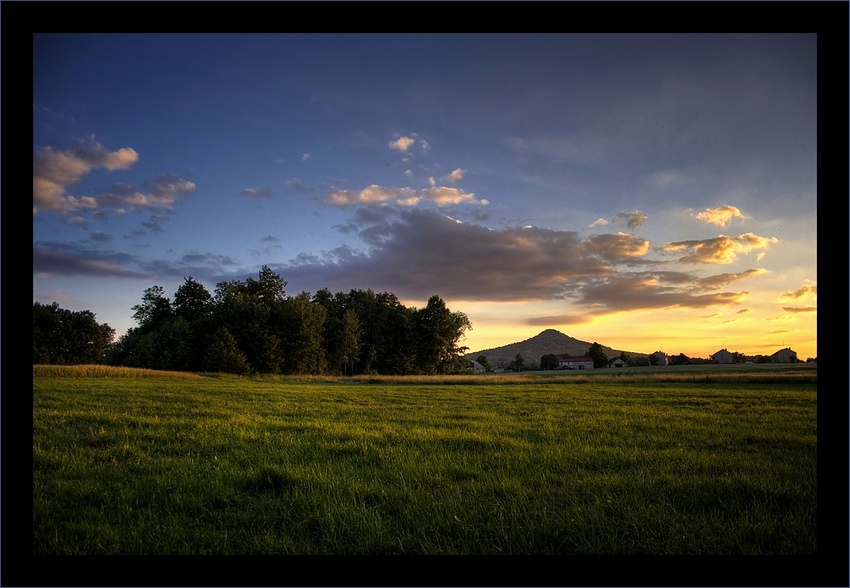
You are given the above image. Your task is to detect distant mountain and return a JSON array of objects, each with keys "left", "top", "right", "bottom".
[{"left": 468, "top": 329, "right": 648, "bottom": 366}]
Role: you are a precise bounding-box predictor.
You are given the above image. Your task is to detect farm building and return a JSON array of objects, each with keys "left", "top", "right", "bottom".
[
  {"left": 609, "top": 357, "right": 627, "bottom": 368},
  {"left": 771, "top": 348, "right": 797, "bottom": 363},
  {"left": 651, "top": 351, "right": 668, "bottom": 366},
  {"left": 557, "top": 355, "right": 593, "bottom": 370},
  {"left": 711, "top": 349, "right": 735, "bottom": 364},
  {"left": 468, "top": 359, "right": 486, "bottom": 373}
]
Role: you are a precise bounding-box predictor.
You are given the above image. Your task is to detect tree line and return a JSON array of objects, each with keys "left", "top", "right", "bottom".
[{"left": 34, "top": 266, "right": 473, "bottom": 376}]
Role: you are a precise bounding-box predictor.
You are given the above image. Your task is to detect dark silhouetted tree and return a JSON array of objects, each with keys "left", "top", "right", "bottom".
[{"left": 540, "top": 353, "right": 559, "bottom": 370}]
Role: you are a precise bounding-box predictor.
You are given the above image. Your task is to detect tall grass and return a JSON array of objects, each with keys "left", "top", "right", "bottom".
[{"left": 33, "top": 365, "right": 816, "bottom": 555}]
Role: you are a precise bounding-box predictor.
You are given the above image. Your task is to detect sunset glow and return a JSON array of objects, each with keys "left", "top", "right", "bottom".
[{"left": 33, "top": 32, "right": 817, "bottom": 362}]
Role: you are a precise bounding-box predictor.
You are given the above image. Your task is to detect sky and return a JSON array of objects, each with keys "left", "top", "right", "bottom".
[{"left": 33, "top": 33, "right": 818, "bottom": 361}]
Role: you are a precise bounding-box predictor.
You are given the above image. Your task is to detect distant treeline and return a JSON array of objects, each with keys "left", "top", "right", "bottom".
[{"left": 34, "top": 267, "right": 473, "bottom": 376}]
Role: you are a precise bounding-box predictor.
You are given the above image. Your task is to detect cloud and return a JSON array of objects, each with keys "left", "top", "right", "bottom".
[
  {"left": 445, "top": 168, "right": 465, "bottom": 182},
  {"left": 565, "top": 273, "right": 748, "bottom": 313},
  {"left": 695, "top": 205, "right": 745, "bottom": 226},
  {"left": 584, "top": 233, "right": 650, "bottom": 260},
  {"left": 781, "top": 306, "right": 817, "bottom": 314},
  {"left": 33, "top": 139, "right": 139, "bottom": 213},
  {"left": 240, "top": 186, "right": 274, "bottom": 198},
  {"left": 325, "top": 184, "right": 487, "bottom": 208},
  {"left": 389, "top": 136, "right": 415, "bottom": 152},
  {"left": 33, "top": 242, "right": 150, "bottom": 278},
  {"left": 780, "top": 280, "right": 817, "bottom": 300},
  {"left": 284, "top": 179, "right": 313, "bottom": 194},
  {"left": 142, "top": 215, "right": 170, "bottom": 233},
  {"left": 301, "top": 153, "right": 310, "bottom": 161},
  {"left": 97, "top": 175, "right": 196, "bottom": 212},
  {"left": 694, "top": 268, "right": 767, "bottom": 289},
  {"left": 589, "top": 218, "right": 609, "bottom": 228},
  {"left": 617, "top": 211, "right": 648, "bottom": 229},
  {"left": 661, "top": 233, "right": 777, "bottom": 264},
  {"left": 526, "top": 314, "right": 593, "bottom": 326},
  {"left": 279, "top": 208, "right": 762, "bottom": 318}
]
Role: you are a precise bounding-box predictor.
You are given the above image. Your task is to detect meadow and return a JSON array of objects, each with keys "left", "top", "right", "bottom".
[{"left": 33, "top": 363, "right": 817, "bottom": 556}]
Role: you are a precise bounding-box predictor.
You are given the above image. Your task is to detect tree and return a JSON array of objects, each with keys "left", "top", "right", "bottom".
[
  {"left": 414, "top": 295, "right": 472, "bottom": 374},
  {"left": 510, "top": 353, "right": 525, "bottom": 372},
  {"left": 540, "top": 353, "right": 559, "bottom": 370},
  {"left": 669, "top": 353, "right": 689, "bottom": 366},
  {"left": 131, "top": 285, "right": 173, "bottom": 332},
  {"left": 280, "top": 292, "right": 327, "bottom": 375},
  {"left": 336, "top": 309, "right": 362, "bottom": 376},
  {"left": 172, "top": 277, "right": 214, "bottom": 371},
  {"left": 33, "top": 302, "right": 115, "bottom": 365},
  {"left": 173, "top": 277, "right": 213, "bottom": 324},
  {"left": 588, "top": 342, "right": 608, "bottom": 368},
  {"left": 203, "top": 327, "right": 251, "bottom": 375},
  {"left": 476, "top": 355, "right": 492, "bottom": 372}
]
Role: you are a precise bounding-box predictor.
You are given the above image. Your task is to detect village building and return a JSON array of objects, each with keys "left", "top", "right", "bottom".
[
  {"left": 771, "top": 347, "right": 797, "bottom": 363},
  {"left": 556, "top": 355, "right": 593, "bottom": 370},
  {"left": 609, "top": 357, "right": 627, "bottom": 368},
  {"left": 468, "top": 359, "right": 486, "bottom": 373},
  {"left": 651, "top": 351, "right": 668, "bottom": 366},
  {"left": 711, "top": 349, "right": 735, "bottom": 364}
]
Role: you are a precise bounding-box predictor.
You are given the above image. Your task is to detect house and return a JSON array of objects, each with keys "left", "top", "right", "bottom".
[
  {"left": 609, "top": 357, "right": 627, "bottom": 368},
  {"left": 557, "top": 355, "right": 593, "bottom": 370},
  {"left": 651, "top": 351, "right": 668, "bottom": 366},
  {"left": 771, "top": 348, "right": 797, "bottom": 363},
  {"left": 469, "top": 359, "right": 486, "bottom": 373},
  {"left": 711, "top": 349, "right": 735, "bottom": 364}
]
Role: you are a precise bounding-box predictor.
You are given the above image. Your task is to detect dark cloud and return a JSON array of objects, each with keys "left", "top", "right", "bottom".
[
  {"left": 781, "top": 306, "right": 816, "bottom": 314},
  {"left": 277, "top": 208, "right": 761, "bottom": 314},
  {"left": 563, "top": 272, "right": 748, "bottom": 313},
  {"left": 33, "top": 242, "right": 149, "bottom": 278}
]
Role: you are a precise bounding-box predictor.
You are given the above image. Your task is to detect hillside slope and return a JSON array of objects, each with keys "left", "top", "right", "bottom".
[{"left": 468, "top": 329, "right": 648, "bottom": 366}]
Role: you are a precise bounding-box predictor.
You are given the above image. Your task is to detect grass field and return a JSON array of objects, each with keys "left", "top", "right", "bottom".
[{"left": 33, "top": 363, "right": 817, "bottom": 556}]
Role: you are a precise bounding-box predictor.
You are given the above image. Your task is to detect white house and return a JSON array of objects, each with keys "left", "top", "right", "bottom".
[
  {"left": 469, "top": 359, "right": 486, "bottom": 373},
  {"left": 557, "top": 355, "right": 593, "bottom": 370},
  {"left": 651, "top": 351, "right": 668, "bottom": 366}
]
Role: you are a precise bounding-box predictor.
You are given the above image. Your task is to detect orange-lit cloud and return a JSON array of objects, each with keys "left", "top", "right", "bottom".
[
  {"left": 326, "top": 184, "right": 487, "bottom": 207},
  {"left": 661, "top": 233, "right": 777, "bottom": 263},
  {"left": 694, "top": 268, "right": 766, "bottom": 289},
  {"left": 584, "top": 233, "right": 650, "bottom": 259},
  {"left": 781, "top": 306, "right": 816, "bottom": 314},
  {"left": 33, "top": 139, "right": 139, "bottom": 214},
  {"left": 445, "top": 168, "right": 465, "bottom": 182},
  {"left": 780, "top": 279, "right": 817, "bottom": 300},
  {"left": 388, "top": 136, "right": 415, "bottom": 152},
  {"left": 695, "top": 205, "right": 744, "bottom": 226}
]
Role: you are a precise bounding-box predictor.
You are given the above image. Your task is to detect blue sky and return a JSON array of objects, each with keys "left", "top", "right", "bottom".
[{"left": 33, "top": 32, "right": 818, "bottom": 359}]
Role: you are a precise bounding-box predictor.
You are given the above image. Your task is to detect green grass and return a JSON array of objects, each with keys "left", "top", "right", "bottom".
[{"left": 33, "top": 364, "right": 817, "bottom": 554}]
